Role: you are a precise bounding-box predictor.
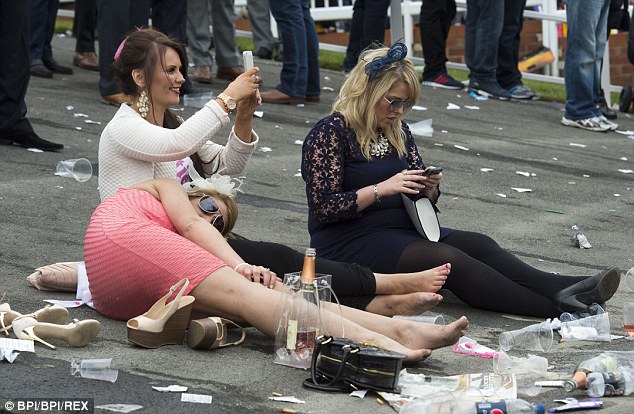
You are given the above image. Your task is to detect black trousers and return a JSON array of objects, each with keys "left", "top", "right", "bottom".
[
  {"left": 227, "top": 239, "right": 376, "bottom": 310},
  {"left": 74, "top": 0, "right": 97, "bottom": 53},
  {"left": 96, "top": 0, "right": 150, "bottom": 96},
  {"left": 0, "top": 0, "right": 34, "bottom": 139},
  {"left": 419, "top": 0, "right": 457, "bottom": 78}
]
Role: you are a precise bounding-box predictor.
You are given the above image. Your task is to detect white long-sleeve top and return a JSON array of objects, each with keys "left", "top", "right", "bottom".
[{"left": 98, "top": 100, "right": 258, "bottom": 200}]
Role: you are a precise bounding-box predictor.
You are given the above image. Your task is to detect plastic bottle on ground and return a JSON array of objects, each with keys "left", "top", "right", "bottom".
[{"left": 400, "top": 395, "right": 545, "bottom": 414}]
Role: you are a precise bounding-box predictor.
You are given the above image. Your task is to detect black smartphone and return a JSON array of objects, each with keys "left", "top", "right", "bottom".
[{"left": 422, "top": 166, "right": 443, "bottom": 176}]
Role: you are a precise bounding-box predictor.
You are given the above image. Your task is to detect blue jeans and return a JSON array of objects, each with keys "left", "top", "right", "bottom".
[
  {"left": 497, "top": 0, "right": 526, "bottom": 88},
  {"left": 465, "top": 0, "right": 504, "bottom": 82},
  {"left": 27, "top": 0, "right": 59, "bottom": 63},
  {"left": 269, "top": 0, "right": 320, "bottom": 98},
  {"left": 343, "top": 0, "right": 391, "bottom": 73},
  {"left": 564, "top": 0, "right": 611, "bottom": 120}
]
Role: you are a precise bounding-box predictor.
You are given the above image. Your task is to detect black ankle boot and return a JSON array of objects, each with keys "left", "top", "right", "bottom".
[{"left": 554, "top": 266, "right": 621, "bottom": 313}]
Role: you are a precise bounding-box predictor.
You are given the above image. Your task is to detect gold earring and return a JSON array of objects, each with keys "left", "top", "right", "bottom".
[{"left": 137, "top": 90, "right": 149, "bottom": 118}]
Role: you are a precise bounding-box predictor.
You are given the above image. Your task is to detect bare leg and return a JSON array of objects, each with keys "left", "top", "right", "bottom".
[
  {"left": 374, "top": 263, "right": 450, "bottom": 294},
  {"left": 189, "top": 267, "right": 465, "bottom": 362},
  {"left": 365, "top": 292, "right": 443, "bottom": 316}
]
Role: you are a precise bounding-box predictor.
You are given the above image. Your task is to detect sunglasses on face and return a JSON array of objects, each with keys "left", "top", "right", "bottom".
[
  {"left": 383, "top": 96, "right": 413, "bottom": 111},
  {"left": 198, "top": 195, "right": 225, "bottom": 233}
]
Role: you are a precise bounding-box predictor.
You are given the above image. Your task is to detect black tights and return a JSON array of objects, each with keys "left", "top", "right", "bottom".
[
  {"left": 395, "top": 230, "right": 585, "bottom": 317},
  {"left": 228, "top": 239, "right": 376, "bottom": 310}
]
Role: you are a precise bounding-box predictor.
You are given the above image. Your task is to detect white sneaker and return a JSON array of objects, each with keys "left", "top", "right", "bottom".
[
  {"left": 595, "top": 115, "right": 618, "bottom": 131},
  {"left": 561, "top": 116, "right": 610, "bottom": 132}
]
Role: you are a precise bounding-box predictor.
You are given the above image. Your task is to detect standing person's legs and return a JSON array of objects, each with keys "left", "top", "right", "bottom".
[
  {"left": 27, "top": 0, "right": 49, "bottom": 64},
  {"left": 151, "top": 0, "right": 187, "bottom": 42},
  {"left": 186, "top": 0, "right": 213, "bottom": 67},
  {"left": 563, "top": 0, "right": 609, "bottom": 120},
  {"left": 247, "top": 0, "right": 278, "bottom": 55},
  {"left": 268, "top": 0, "right": 308, "bottom": 99},
  {"left": 0, "top": 1, "right": 35, "bottom": 138},
  {"left": 465, "top": 0, "right": 504, "bottom": 83},
  {"left": 343, "top": 0, "right": 366, "bottom": 72},
  {"left": 496, "top": 0, "right": 525, "bottom": 89},
  {"left": 420, "top": 0, "right": 457, "bottom": 78},
  {"left": 96, "top": 0, "right": 149, "bottom": 98},
  {"left": 41, "top": 0, "right": 60, "bottom": 63},
  {"left": 210, "top": 0, "right": 241, "bottom": 69},
  {"left": 74, "top": 0, "right": 97, "bottom": 53},
  {"left": 301, "top": 0, "right": 320, "bottom": 99},
  {"left": 360, "top": 0, "right": 390, "bottom": 48}
]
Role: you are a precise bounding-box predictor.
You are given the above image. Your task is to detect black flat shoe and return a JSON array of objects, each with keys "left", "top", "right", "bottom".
[
  {"left": 30, "top": 63, "right": 53, "bottom": 78},
  {"left": 554, "top": 266, "right": 621, "bottom": 313},
  {"left": 43, "top": 59, "right": 73, "bottom": 75},
  {"left": 0, "top": 132, "right": 63, "bottom": 151}
]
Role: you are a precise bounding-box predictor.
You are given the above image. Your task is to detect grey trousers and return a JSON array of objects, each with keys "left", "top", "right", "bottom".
[
  {"left": 186, "top": 0, "right": 240, "bottom": 67},
  {"left": 247, "top": 0, "right": 278, "bottom": 51}
]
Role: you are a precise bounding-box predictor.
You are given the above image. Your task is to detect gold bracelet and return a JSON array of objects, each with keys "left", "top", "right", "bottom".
[{"left": 373, "top": 184, "right": 381, "bottom": 204}]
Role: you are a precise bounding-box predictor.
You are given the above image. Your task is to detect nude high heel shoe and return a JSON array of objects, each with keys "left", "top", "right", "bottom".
[
  {"left": 11, "top": 316, "right": 101, "bottom": 349},
  {"left": 0, "top": 303, "right": 21, "bottom": 336},
  {"left": 126, "top": 278, "right": 195, "bottom": 348},
  {"left": 0, "top": 304, "right": 69, "bottom": 336}
]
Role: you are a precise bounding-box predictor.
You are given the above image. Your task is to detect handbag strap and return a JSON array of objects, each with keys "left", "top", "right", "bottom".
[{"left": 303, "top": 336, "right": 357, "bottom": 392}]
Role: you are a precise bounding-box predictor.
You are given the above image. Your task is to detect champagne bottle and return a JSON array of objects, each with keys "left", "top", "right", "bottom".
[{"left": 301, "top": 247, "right": 316, "bottom": 283}]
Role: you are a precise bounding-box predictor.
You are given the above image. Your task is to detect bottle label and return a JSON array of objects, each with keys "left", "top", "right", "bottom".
[
  {"left": 475, "top": 401, "right": 507, "bottom": 414},
  {"left": 286, "top": 320, "right": 298, "bottom": 350}
]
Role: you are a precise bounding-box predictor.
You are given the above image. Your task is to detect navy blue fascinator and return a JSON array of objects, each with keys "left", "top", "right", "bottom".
[{"left": 364, "top": 42, "right": 408, "bottom": 79}]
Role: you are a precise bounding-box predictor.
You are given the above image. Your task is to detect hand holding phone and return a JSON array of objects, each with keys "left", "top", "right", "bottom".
[
  {"left": 422, "top": 166, "right": 443, "bottom": 176},
  {"left": 243, "top": 51, "right": 254, "bottom": 72}
]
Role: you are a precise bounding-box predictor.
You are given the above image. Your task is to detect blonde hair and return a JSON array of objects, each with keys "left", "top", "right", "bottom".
[
  {"left": 186, "top": 189, "right": 238, "bottom": 236},
  {"left": 332, "top": 46, "right": 420, "bottom": 159}
]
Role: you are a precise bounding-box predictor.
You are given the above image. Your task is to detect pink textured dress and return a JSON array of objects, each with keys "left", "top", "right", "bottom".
[{"left": 84, "top": 188, "right": 226, "bottom": 320}]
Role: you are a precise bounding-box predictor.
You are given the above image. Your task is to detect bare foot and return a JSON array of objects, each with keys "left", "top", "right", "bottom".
[
  {"left": 399, "top": 315, "right": 469, "bottom": 351},
  {"left": 370, "top": 335, "right": 433, "bottom": 363},
  {"left": 378, "top": 263, "right": 450, "bottom": 295},
  {"left": 366, "top": 292, "right": 442, "bottom": 317}
]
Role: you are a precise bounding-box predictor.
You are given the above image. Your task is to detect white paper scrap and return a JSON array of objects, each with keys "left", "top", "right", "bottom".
[
  {"left": 181, "top": 393, "right": 213, "bottom": 404},
  {"left": 253, "top": 110, "right": 263, "bottom": 118},
  {"left": 294, "top": 140, "right": 304, "bottom": 145},
  {"left": 480, "top": 168, "right": 494, "bottom": 172},
  {"left": 259, "top": 146, "right": 272, "bottom": 152},
  {"left": 620, "top": 157, "right": 628, "bottom": 161},
  {"left": 516, "top": 171, "right": 530, "bottom": 177},
  {"left": 0, "top": 347, "right": 19, "bottom": 363},
  {"left": 152, "top": 385, "right": 188, "bottom": 392},
  {"left": 0, "top": 338, "right": 35, "bottom": 352},
  {"left": 409, "top": 119, "right": 433, "bottom": 137},
  {"left": 66, "top": 105, "right": 74, "bottom": 111},
  {"left": 454, "top": 144, "right": 469, "bottom": 151},
  {"left": 268, "top": 396, "right": 305, "bottom": 404},
  {"left": 619, "top": 169, "right": 633, "bottom": 174},
  {"left": 44, "top": 299, "right": 84, "bottom": 308},
  {"left": 84, "top": 119, "right": 102, "bottom": 125},
  {"left": 73, "top": 113, "right": 89, "bottom": 118},
  {"left": 511, "top": 188, "right": 532, "bottom": 193},
  {"left": 569, "top": 143, "right": 587, "bottom": 148},
  {"left": 350, "top": 390, "right": 368, "bottom": 398},
  {"left": 27, "top": 148, "right": 43, "bottom": 153},
  {"left": 446, "top": 103, "right": 460, "bottom": 110},
  {"left": 615, "top": 130, "right": 634, "bottom": 135},
  {"left": 95, "top": 405, "right": 143, "bottom": 413},
  {"left": 464, "top": 105, "right": 480, "bottom": 110},
  {"left": 322, "top": 86, "right": 334, "bottom": 91},
  {"left": 411, "top": 105, "right": 427, "bottom": 111},
  {"left": 497, "top": 193, "right": 507, "bottom": 198}
]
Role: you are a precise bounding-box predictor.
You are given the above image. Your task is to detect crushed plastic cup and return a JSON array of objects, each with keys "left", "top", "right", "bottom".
[
  {"left": 70, "top": 358, "right": 118, "bottom": 382},
  {"left": 183, "top": 92, "right": 215, "bottom": 109},
  {"left": 493, "top": 349, "right": 549, "bottom": 374},
  {"left": 559, "top": 312, "right": 611, "bottom": 342},
  {"left": 624, "top": 267, "right": 634, "bottom": 293},
  {"left": 499, "top": 321, "right": 554, "bottom": 352},
  {"left": 393, "top": 312, "right": 445, "bottom": 325},
  {"left": 560, "top": 302, "right": 605, "bottom": 322},
  {"left": 55, "top": 158, "right": 92, "bottom": 182}
]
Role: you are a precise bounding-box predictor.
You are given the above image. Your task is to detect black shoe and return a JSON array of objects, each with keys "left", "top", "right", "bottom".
[
  {"left": 30, "top": 63, "right": 53, "bottom": 79},
  {"left": 43, "top": 59, "right": 73, "bottom": 75},
  {"left": 598, "top": 93, "right": 617, "bottom": 119},
  {"left": 0, "top": 132, "right": 63, "bottom": 151},
  {"left": 554, "top": 266, "right": 621, "bottom": 313},
  {"left": 254, "top": 47, "right": 273, "bottom": 60},
  {"left": 468, "top": 80, "right": 511, "bottom": 100}
]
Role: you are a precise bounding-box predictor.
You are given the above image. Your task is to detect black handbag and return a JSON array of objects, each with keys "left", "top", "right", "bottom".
[{"left": 302, "top": 335, "right": 406, "bottom": 393}]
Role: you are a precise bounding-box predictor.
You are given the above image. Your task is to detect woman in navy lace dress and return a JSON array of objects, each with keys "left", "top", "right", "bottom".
[{"left": 301, "top": 43, "right": 620, "bottom": 318}]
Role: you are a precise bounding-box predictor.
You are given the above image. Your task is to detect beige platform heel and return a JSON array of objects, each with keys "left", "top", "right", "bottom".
[{"left": 126, "top": 278, "right": 195, "bottom": 348}]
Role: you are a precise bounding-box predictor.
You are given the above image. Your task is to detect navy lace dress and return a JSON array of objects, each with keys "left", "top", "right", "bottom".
[{"left": 301, "top": 112, "right": 453, "bottom": 273}]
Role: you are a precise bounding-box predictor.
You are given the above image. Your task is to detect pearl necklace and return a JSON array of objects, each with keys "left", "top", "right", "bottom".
[{"left": 369, "top": 131, "right": 390, "bottom": 157}]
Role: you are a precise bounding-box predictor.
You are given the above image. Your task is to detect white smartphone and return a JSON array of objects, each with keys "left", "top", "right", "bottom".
[{"left": 243, "top": 51, "right": 254, "bottom": 72}]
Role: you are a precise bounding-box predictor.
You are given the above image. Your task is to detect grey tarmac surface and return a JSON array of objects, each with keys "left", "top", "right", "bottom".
[{"left": 0, "top": 34, "right": 633, "bottom": 414}]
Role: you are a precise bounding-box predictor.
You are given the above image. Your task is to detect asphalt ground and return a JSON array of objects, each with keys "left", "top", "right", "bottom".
[{"left": 0, "top": 34, "right": 633, "bottom": 414}]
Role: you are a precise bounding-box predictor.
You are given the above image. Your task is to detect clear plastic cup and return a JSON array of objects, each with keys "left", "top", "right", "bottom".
[
  {"left": 559, "top": 312, "right": 611, "bottom": 342},
  {"left": 183, "top": 92, "right": 215, "bottom": 109},
  {"left": 624, "top": 268, "right": 634, "bottom": 293},
  {"left": 492, "top": 349, "right": 549, "bottom": 374},
  {"left": 393, "top": 312, "right": 445, "bottom": 325},
  {"left": 55, "top": 158, "right": 93, "bottom": 182},
  {"left": 499, "top": 321, "right": 554, "bottom": 352},
  {"left": 70, "top": 358, "right": 118, "bottom": 382}
]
